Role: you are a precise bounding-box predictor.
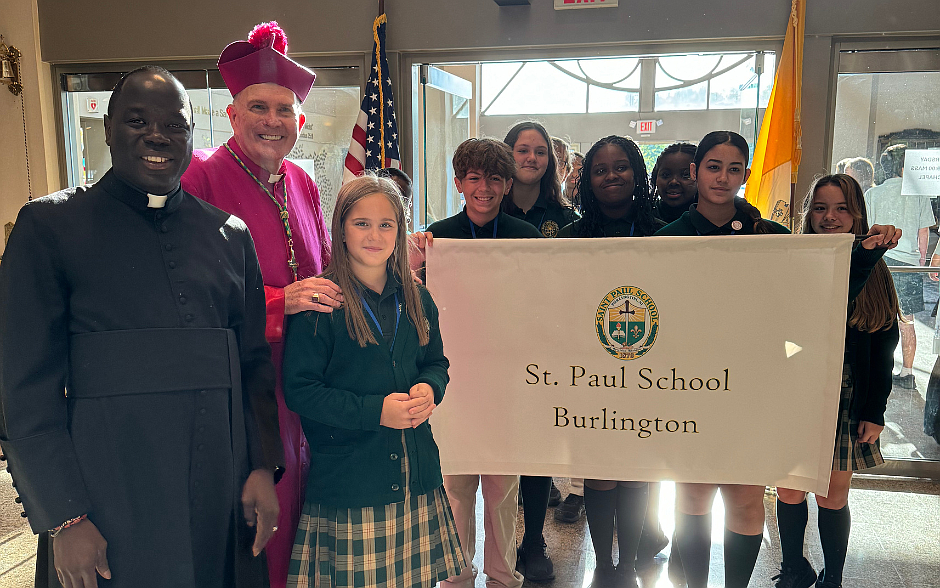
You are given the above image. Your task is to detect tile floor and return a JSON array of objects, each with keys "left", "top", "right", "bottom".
[
  {"left": 500, "top": 478, "right": 939, "bottom": 588},
  {"left": 1, "top": 467, "right": 937, "bottom": 587}
]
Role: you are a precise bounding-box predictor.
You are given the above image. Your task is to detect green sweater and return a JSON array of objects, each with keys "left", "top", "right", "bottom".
[{"left": 283, "top": 279, "right": 449, "bottom": 508}]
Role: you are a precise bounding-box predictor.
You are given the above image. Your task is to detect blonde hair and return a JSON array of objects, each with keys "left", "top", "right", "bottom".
[
  {"left": 552, "top": 136, "right": 572, "bottom": 175},
  {"left": 326, "top": 174, "right": 429, "bottom": 347},
  {"left": 800, "top": 174, "right": 901, "bottom": 332}
]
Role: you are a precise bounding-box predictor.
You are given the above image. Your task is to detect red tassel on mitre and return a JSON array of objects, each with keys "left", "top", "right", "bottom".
[
  {"left": 219, "top": 21, "right": 315, "bottom": 100},
  {"left": 247, "top": 21, "right": 288, "bottom": 55}
]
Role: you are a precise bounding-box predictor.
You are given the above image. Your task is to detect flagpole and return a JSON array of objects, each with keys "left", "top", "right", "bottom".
[
  {"left": 790, "top": 183, "right": 796, "bottom": 232},
  {"left": 379, "top": 0, "right": 384, "bottom": 15}
]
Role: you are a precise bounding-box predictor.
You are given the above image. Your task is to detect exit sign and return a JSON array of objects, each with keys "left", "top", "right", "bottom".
[
  {"left": 637, "top": 120, "right": 656, "bottom": 134},
  {"left": 555, "top": 0, "right": 618, "bottom": 9}
]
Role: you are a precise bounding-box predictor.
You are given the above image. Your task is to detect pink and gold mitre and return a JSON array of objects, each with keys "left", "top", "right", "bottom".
[{"left": 218, "top": 21, "right": 316, "bottom": 101}]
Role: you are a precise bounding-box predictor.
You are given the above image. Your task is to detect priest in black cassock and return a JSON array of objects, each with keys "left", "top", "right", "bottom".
[{"left": 0, "top": 67, "right": 284, "bottom": 588}]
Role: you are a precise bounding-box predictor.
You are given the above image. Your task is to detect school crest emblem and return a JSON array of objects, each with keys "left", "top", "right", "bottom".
[
  {"left": 770, "top": 199, "right": 789, "bottom": 224},
  {"left": 596, "top": 286, "right": 659, "bottom": 360},
  {"left": 541, "top": 220, "right": 560, "bottom": 238}
]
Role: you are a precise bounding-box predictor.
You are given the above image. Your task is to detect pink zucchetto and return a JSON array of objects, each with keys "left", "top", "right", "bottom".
[{"left": 218, "top": 21, "right": 316, "bottom": 101}]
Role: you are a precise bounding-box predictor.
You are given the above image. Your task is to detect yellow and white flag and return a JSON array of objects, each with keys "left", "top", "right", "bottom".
[{"left": 745, "top": 0, "right": 805, "bottom": 227}]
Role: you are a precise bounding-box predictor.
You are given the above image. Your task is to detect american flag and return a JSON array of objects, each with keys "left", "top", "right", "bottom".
[{"left": 343, "top": 13, "right": 401, "bottom": 183}]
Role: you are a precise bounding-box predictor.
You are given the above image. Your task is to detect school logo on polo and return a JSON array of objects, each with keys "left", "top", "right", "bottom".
[
  {"left": 596, "top": 286, "right": 659, "bottom": 360},
  {"left": 541, "top": 220, "right": 560, "bottom": 238}
]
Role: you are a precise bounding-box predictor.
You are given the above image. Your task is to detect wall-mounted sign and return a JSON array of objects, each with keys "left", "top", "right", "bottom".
[
  {"left": 555, "top": 0, "right": 618, "bottom": 9},
  {"left": 630, "top": 120, "right": 662, "bottom": 135},
  {"left": 902, "top": 149, "right": 940, "bottom": 196},
  {"left": 86, "top": 97, "right": 99, "bottom": 113}
]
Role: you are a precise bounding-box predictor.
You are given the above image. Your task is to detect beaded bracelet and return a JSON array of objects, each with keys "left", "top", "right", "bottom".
[{"left": 50, "top": 514, "right": 87, "bottom": 538}]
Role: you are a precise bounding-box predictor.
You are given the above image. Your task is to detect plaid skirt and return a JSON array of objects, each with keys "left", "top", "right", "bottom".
[
  {"left": 287, "top": 434, "right": 465, "bottom": 588},
  {"left": 833, "top": 363, "right": 884, "bottom": 471}
]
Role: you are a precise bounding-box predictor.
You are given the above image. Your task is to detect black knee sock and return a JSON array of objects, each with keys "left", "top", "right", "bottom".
[
  {"left": 723, "top": 529, "right": 763, "bottom": 588},
  {"left": 519, "top": 475, "right": 551, "bottom": 549},
  {"left": 584, "top": 486, "right": 617, "bottom": 567},
  {"left": 776, "top": 498, "right": 808, "bottom": 566},
  {"left": 674, "top": 512, "right": 712, "bottom": 588},
  {"left": 616, "top": 483, "right": 649, "bottom": 572},
  {"left": 641, "top": 482, "right": 663, "bottom": 538},
  {"left": 817, "top": 504, "right": 851, "bottom": 585}
]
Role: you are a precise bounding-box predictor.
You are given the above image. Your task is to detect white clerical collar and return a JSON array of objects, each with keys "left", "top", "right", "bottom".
[
  {"left": 268, "top": 173, "right": 284, "bottom": 183},
  {"left": 147, "top": 194, "right": 168, "bottom": 208}
]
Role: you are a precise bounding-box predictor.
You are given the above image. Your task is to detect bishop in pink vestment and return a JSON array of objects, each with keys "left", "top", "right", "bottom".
[{"left": 182, "top": 21, "right": 342, "bottom": 588}]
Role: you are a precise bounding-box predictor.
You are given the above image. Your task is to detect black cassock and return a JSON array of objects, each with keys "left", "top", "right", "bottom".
[{"left": 0, "top": 170, "right": 284, "bottom": 588}]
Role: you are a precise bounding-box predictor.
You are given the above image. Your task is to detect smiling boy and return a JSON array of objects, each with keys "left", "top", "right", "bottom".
[{"left": 427, "top": 139, "right": 541, "bottom": 241}]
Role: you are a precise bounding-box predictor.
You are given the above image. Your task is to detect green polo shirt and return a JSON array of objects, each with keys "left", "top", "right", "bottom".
[
  {"left": 504, "top": 193, "right": 580, "bottom": 238},
  {"left": 559, "top": 209, "right": 666, "bottom": 238},
  {"left": 655, "top": 204, "right": 790, "bottom": 236},
  {"left": 654, "top": 199, "right": 691, "bottom": 225},
  {"left": 654, "top": 203, "right": 886, "bottom": 302},
  {"left": 361, "top": 272, "right": 403, "bottom": 346},
  {"left": 426, "top": 208, "right": 543, "bottom": 239}
]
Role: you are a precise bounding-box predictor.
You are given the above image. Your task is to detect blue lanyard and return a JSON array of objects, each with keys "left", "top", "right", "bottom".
[
  {"left": 360, "top": 291, "right": 401, "bottom": 350},
  {"left": 536, "top": 209, "right": 548, "bottom": 233},
  {"left": 469, "top": 216, "right": 498, "bottom": 238}
]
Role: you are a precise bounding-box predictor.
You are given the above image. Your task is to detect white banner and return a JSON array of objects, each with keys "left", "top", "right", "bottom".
[{"left": 426, "top": 235, "right": 854, "bottom": 496}]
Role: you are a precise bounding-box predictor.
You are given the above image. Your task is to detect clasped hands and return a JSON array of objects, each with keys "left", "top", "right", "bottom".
[{"left": 380, "top": 383, "right": 436, "bottom": 429}]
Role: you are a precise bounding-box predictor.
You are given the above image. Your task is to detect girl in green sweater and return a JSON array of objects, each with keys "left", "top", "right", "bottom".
[
  {"left": 283, "top": 174, "right": 465, "bottom": 588},
  {"left": 773, "top": 175, "right": 901, "bottom": 588}
]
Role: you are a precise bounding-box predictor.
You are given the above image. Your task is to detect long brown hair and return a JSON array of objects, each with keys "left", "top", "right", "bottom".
[
  {"left": 325, "top": 174, "right": 429, "bottom": 347},
  {"left": 502, "top": 121, "right": 570, "bottom": 210},
  {"left": 800, "top": 174, "right": 900, "bottom": 332}
]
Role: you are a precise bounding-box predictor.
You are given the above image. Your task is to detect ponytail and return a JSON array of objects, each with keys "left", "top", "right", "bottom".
[{"left": 733, "top": 197, "right": 778, "bottom": 234}]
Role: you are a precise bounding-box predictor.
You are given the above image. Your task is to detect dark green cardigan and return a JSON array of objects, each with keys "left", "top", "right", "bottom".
[{"left": 283, "top": 283, "right": 449, "bottom": 508}]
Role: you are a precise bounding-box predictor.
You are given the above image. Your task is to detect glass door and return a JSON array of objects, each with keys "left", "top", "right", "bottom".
[
  {"left": 830, "top": 47, "right": 940, "bottom": 478},
  {"left": 413, "top": 64, "right": 473, "bottom": 230},
  {"left": 410, "top": 51, "right": 775, "bottom": 219}
]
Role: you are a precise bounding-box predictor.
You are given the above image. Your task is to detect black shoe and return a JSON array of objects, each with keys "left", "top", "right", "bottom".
[
  {"left": 893, "top": 373, "right": 917, "bottom": 389},
  {"left": 589, "top": 562, "right": 617, "bottom": 588},
  {"left": 616, "top": 565, "right": 639, "bottom": 588},
  {"left": 548, "top": 481, "right": 562, "bottom": 507},
  {"left": 516, "top": 540, "right": 555, "bottom": 582},
  {"left": 771, "top": 557, "right": 817, "bottom": 588},
  {"left": 635, "top": 531, "right": 669, "bottom": 568},
  {"left": 554, "top": 493, "right": 585, "bottom": 523},
  {"left": 816, "top": 569, "right": 842, "bottom": 588}
]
